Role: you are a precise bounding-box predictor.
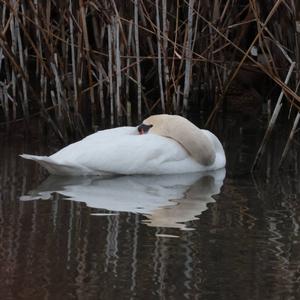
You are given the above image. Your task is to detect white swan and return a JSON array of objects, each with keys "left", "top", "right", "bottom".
[{"left": 20, "top": 114, "right": 226, "bottom": 175}]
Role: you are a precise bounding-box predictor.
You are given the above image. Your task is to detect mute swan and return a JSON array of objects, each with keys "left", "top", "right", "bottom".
[{"left": 20, "top": 114, "right": 225, "bottom": 175}]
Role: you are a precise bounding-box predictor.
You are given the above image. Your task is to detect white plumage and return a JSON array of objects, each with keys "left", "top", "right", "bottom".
[{"left": 20, "top": 115, "right": 226, "bottom": 176}]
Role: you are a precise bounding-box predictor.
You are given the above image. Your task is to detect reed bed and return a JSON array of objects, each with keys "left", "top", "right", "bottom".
[{"left": 0, "top": 0, "right": 299, "bottom": 166}]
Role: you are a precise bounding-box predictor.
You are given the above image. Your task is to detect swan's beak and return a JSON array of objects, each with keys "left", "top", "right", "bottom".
[{"left": 138, "top": 124, "right": 153, "bottom": 135}]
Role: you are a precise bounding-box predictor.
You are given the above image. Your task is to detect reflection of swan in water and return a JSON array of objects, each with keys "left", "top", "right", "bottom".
[{"left": 21, "top": 169, "right": 225, "bottom": 230}]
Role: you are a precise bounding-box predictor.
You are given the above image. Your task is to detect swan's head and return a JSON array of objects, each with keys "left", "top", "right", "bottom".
[
  {"left": 138, "top": 114, "right": 172, "bottom": 136},
  {"left": 137, "top": 123, "right": 153, "bottom": 135}
]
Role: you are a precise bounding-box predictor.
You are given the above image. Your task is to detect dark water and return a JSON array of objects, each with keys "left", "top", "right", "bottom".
[{"left": 1, "top": 119, "right": 300, "bottom": 300}]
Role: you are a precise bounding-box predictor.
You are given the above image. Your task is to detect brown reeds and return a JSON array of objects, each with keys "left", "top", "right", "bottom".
[{"left": 0, "top": 0, "right": 299, "bottom": 164}]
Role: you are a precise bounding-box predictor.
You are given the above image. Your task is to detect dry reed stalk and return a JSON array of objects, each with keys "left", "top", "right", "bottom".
[
  {"left": 182, "top": 0, "right": 194, "bottom": 116},
  {"left": 169, "top": 0, "right": 180, "bottom": 112},
  {"left": 1, "top": 83, "right": 9, "bottom": 128},
  {"left": 9, "top": 2, "right": 17, "bottom": 121},
  {"left": 162, "top": 0, "right": 169, "bottom": 107},
  {"left": 75, "top": 1, "right": 83, "bottom": 118},
  {"left": 51, "top": 54, "right": 63, "bottom": 119},
  {"left": 134, "top": 0, "right": 142, "bottom": 121},
  {"left": 114, "top": 17, "right": 122, "bottom": 124},
  {"left": 207, "top": 0, "right": 219, "bottom": 102},
  {"left": 0, "top": 47, "right": 3, "bottom": 76},
  {"left": 108, "top": 24, "right": 114, "bottom": 126},
  {"left": 155, "top": 0, "right": 165, "bottom": 112},
  {"left": 91, "top": 10, "right": 101, "bottom": 50},
  {"left": 279, "top": 79, "right": 300, "bottom": 166},
  {"left": 125, "top": 20, "right": 133, "bottom": 125},
  {"left": 31, "top": 0, "right": 45, "bottom": 126},
  {"left": 15, "top": 8, "right": 29, "bottom": 121},
  {"left": 69, "top": 0, "right": 78, "bottom": 113},
  {"left": 279, "top": 112, "right": 300, "bottom": 167},
  {"left": 80, "top": 0, "right": 96, "bottom": 129},
  {"left": 40, "top": 67, "right": 47, "bottom": 104},
  {"left": 175, "top": 85, "right": 181, "bottom": 114},
  {"left": 33, "top": 0, "right": 41, "bottom": 76},
  {"left": 97, "top": 64, "right": 105, "bottom": 124}
]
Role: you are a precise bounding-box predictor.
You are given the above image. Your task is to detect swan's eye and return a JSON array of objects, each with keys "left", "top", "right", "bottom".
[{"left": 138, "top": 124, "right": 153, "bottom": 134}]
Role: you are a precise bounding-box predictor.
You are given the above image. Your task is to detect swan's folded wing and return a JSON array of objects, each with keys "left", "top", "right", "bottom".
[{"left": 20, "top": 154, "right": 96, "bottom": 176}]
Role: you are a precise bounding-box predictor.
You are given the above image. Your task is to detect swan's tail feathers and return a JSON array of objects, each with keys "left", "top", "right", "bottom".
[
  {"left": 20, "top": 154, "right": 49, "bottom": 161},
  {"left": 20, "top": 154, "right": 85, "bottom": 176}
]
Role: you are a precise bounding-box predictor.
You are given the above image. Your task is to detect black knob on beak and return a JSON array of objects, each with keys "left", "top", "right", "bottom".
[{"left": 138, "top": 124, "right": 153, "bottom": 134}]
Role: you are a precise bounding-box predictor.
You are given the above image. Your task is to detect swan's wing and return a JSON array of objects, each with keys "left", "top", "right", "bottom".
[
  {"left": 61, "top": 134, "right": 202, "bottom": 175},
  {"left": 20, "top": 154, "right": 112, "bottom": 176}
]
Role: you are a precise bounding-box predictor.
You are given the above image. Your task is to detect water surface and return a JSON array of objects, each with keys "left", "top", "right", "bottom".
[{"left": 1, "top": 119, "right": 300, "bottom": 300}]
